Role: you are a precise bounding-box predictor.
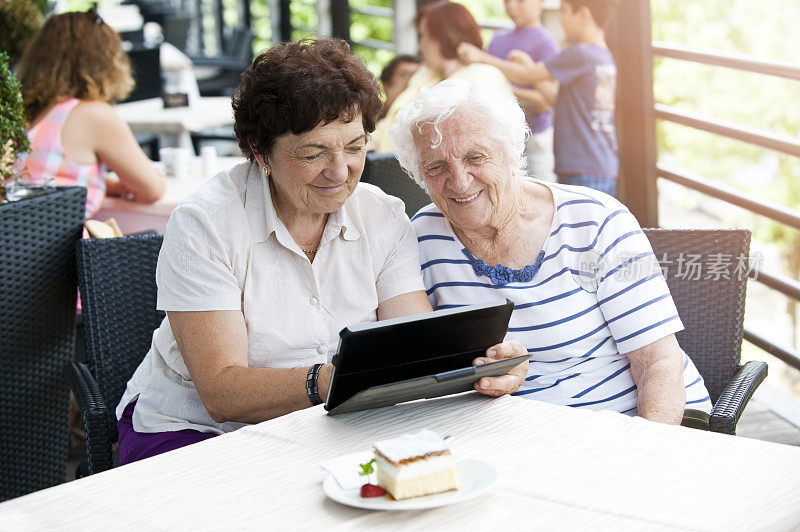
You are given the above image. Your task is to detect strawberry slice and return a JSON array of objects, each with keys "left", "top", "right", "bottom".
[{"left": 360, "top": 483, "right": 386, "bottom": 498}]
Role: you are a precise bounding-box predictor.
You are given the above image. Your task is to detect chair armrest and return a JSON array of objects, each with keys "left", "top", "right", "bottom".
[
  {"left": 64, "top": 362, "right": 115, "bottom": 474},
  {"left": 709, "top": 360, "right": 768, "bottom": 435}
]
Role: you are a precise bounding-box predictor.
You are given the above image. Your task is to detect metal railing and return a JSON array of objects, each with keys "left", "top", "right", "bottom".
[{"left": 650, "top": 42, "right": 800, "bottom": 371}]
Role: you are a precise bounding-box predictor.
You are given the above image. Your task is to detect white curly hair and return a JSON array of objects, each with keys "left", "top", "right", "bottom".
[{"left": 389, "top": 79, "right": 530, "bottom": 191}]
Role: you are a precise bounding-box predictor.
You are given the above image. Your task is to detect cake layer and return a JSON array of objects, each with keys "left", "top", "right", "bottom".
[
  {"left": 374, "top": 452, "right": 455, "bottom": 479},
  {"left": 373, "top": 430, "right": 448, "bottom": 463},
  {"left": 377, "top": 466, "right": 459, "bottom": 500}
]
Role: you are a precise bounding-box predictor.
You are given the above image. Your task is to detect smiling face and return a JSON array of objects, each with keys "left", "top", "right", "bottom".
[
  {"left": 260, "top": 116, "right": 367, "bottom": 217},
  {"left": 414, "top": 108, "right": 518, "bottom": 234},
  {"left": 504, "top": 0, "right": 543, "bottom": 28}
]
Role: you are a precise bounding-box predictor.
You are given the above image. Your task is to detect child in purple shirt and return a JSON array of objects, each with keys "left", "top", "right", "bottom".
[
  {"left": 458, "top": 0, "right": 559, "bottom": 182},
  {"left": 462, "top": 0, "right": 621, "bottom": 197}
]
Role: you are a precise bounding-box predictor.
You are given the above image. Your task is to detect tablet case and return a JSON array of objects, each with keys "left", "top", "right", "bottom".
[{"left": 325, "top": 299, "right": 523, "bottom": 415}]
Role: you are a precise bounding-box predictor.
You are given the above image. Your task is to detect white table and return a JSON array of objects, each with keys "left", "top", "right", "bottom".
[
  {"left": 1, "top": 394, "right": 799, "bottom": 530},
  {"left": 114, "top": 97, "right": 234, "bottom": 151},
  {"left": 96, "top": 156, "right": 246, "bottom": 234}
]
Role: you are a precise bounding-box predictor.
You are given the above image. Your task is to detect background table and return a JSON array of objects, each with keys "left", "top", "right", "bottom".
[
  {"left": 1, "top": 394, "right": 799, "bottom": 530},
  {"left": 114, "top": 97, "right": 233, "bottom": 151},
  {"left": 96, "top": 156, "right": 246, "bottom": 234}
]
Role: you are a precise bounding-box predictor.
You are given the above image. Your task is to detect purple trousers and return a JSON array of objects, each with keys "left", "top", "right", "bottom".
[{"left": 117, "top": 401, "right": 217, "bottom": 466}]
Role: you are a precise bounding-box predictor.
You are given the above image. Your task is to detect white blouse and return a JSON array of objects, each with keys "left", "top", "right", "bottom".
[{"left": 116, "top": 162, "right": 425, "bottom": 434}]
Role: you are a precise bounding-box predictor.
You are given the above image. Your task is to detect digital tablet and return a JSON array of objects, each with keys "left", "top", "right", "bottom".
[{"left": 325, "top": 299, "right": 526, "bottom": 415}]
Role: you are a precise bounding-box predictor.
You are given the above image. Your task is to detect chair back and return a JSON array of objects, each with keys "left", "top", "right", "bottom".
[
  {"left": 643, "top": 228, "right": 751, "bottom": 404},
  {"left": 76, "top": 233, "right": 165, "bottom": 416},
  {"left": 362, "top": 152, "right": 431, "bottom": 218},
  {"left": 0, "top": 187, "right": 85, "bottom": 500}
]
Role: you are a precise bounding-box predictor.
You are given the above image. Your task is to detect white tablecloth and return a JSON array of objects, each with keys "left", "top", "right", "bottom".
[
  {"left": 2, "top": 394, "right": 799, "bottom": 530},
  {"left": 96, "top": 156, "right": 245, "bottom": 234},
  {"left": 115, "top": 97, "right": 233, "bottom": 136}
]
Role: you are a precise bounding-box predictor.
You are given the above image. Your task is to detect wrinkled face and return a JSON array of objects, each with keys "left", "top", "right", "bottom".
[
  {"left": 504, "top": 0, "right": 543, "bottom": 27},
  {"left": 384, "top": 61, "right": 420, "bottom": 103},
  {"left": 418, "top": 20, "right": 445, "bottom": 73},
  {"left": 261, "top": 116, "right": 367, "bottom": 216},
  {"left": 414, "top": 109, "right": 516, "bottom": 233}
]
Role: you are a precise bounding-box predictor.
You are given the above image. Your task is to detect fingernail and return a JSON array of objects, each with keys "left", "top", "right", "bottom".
[
  {"left": 474, "top": 358, "right": 486, "bottom": 366},
  {"left": 480, "top": 378, "right": 490, "bottom": 388},
  {"left": 487, "top": 349, "right": 497, "bottom": 357}
]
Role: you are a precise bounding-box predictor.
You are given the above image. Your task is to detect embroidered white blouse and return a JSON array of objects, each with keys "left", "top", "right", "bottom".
[{"left": 116, "top": 162, "right": 425, "bottom": 434}]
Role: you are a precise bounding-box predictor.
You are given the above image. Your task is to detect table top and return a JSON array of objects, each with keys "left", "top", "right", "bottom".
[
  {"left": 2, "top": 394, "right": 799, "bottom": 529},
  {"left": 99, "top": 156, "right": 246, "bottom": 219},
  {"left": 114, "top": 97, "right": 233, "bottom": 135}
]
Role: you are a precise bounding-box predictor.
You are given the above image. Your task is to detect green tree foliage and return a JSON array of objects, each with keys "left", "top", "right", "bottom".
[
  {"left": 0, "top": 0, "right": 44, "bottom": 66},
  {"left": 0, "top": 51, "right": 30, "bottom": 198},
  {"left": 652, "top": 0, "right": 800, "bottom": 348}
]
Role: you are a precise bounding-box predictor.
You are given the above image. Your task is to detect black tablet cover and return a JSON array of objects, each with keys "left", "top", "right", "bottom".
[{"left": 325, "top": 299, "right": 524, "bottom": 415}]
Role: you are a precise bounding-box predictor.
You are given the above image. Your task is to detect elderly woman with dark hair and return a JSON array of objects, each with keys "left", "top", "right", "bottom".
[
  {"left": 115, "top": 39, "right": 525, "bottom": 465},
  {"left": 392, "top": 79, "right": 712, "bottom": 424}
]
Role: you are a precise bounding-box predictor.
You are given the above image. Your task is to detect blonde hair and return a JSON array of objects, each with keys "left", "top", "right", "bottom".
[{"left": 17, "top": 11, "right": 134, "bottom": 121}]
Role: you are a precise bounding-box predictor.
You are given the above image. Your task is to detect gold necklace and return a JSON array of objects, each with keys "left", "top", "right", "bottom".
[{"left": 273, "top": 205, "right": 320, "bottom": 256}]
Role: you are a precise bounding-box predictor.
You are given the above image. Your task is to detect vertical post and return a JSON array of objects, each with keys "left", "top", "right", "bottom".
[
  {"left": 330, "top": 0, "right": 351, "bottom": 43},
  {"left": 216, "top": 0, "right": 225, "bottom": 54},
  {"left": 242, "top": 0, "right": 252, "bottom": 30},
  {"left": 279, "top": 0, "right": 292, "bottom": 42},
  {"left": 317, "top": 0, "right": 332, "bottom": 36},
  {"left": 393, "top": 0, "right": 417, "bottom": 54},
  {"left": 614, "top": 0, "right": 659, "bottom": 227}
]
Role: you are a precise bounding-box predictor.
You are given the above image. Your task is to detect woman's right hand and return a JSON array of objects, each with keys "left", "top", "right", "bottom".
[{"left": 456, "top": 42, "right": 484, "bottom": 65}]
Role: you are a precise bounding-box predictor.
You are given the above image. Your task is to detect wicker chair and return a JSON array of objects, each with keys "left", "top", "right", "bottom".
[
  {"left": 0, "top": 187, "right": 86, "bottom": 500},
  {"left": 362, "top": 152, "right": 431, "bottom": 218},
  {"left": 643, "top": 228, "right": 767, "bottom": 434},
  {"left": 65, "top": 232, "right": 165, "bottom": 474}
]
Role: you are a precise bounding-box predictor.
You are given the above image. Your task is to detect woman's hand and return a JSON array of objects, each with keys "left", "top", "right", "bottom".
[
  {"left": 457, "top": 42, "right": 485, "bottom": 65},
  {"left": 472, "top": 340, "right": 528, "bottom": 397}
]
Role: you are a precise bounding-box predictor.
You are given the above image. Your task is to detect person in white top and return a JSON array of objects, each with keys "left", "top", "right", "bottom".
[
  {"left": 391, "top": 79, "right": 712, "bottom": 425},
  {"left": 116, "top": 38, "right": 527, "bottom": 466}
]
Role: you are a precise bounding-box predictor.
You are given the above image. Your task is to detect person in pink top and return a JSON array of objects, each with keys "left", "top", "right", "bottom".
[{"left": 15, "top": 10, "right": 165, "bottom": 218}]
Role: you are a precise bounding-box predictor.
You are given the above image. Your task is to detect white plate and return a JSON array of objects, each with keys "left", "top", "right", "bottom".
[{"left": 322, "top": 458, "right": 497, "bottom": 511}]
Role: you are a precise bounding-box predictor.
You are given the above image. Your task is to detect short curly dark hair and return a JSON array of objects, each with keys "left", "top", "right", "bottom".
[{"left": 233, "top": 37, "right": 382, "bottom": 160}]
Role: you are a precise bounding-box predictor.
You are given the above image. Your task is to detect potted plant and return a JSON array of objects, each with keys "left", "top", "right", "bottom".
[{"left": 0, "top": 50, "right": 31, "bottom": 203}]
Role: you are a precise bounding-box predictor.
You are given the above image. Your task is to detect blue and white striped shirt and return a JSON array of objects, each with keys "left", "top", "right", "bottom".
[{"left": 412, "top": 180, "right": 712, "bottom": 414}]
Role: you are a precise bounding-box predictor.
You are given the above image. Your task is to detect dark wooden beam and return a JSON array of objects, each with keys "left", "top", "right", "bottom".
[{"left": 331, "top": 0, "right": 351, "bottom": 43}]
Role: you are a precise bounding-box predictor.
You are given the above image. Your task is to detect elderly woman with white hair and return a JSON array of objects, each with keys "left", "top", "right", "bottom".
[{"left": 391, "top": 79, "right": 712, "bottom": 424}]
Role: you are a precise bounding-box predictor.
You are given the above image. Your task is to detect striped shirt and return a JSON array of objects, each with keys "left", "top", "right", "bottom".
[
  {"left": 412, "top": 180, "right": 712, "bottom": 414},
  {"left": 14, "top": 98, "right": 106, "bottom": 218}
]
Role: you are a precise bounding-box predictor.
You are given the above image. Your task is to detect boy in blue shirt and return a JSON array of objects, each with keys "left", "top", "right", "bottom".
[{"left": 465, "top": 0, "right": 621, "bottom": 196}]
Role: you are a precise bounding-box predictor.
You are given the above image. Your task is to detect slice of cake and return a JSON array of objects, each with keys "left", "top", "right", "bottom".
[{"left": 372, "top": 430, "right": 458, "bottom": 500}]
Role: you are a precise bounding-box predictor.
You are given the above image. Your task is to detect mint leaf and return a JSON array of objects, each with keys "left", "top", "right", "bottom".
[{"left": 358, "top": 458, "right": 376, "bottom": 476}]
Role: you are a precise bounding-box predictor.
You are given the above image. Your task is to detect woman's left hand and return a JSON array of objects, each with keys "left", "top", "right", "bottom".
[{"left": 472, "top": 340, "right": 528, "bottom": 397}]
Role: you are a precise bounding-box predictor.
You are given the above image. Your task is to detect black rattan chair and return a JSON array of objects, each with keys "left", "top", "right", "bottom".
[
  {"left": 0, "top": 187, "right": 86, "bottom": 500},
  {"left": 66, "top": 232, "right": 165, "bottom": 474},
  {"left": 362, "top": 152, "right": 431, "bottom": 218},
  {"left": 643, "top": 228, "right": 767, "bottom": 434}
]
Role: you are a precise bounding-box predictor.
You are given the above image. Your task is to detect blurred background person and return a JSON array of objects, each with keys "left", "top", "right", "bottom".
[
  {"left": 15, "top": 9, "right": 165, "bottom": 219},
  {"left": 370, "top": 0, "right": 514, "bottom": 154},
  {"left": 457, "top": 0, "right": 559, "bottom": 181},
  {"left": 378, "top": 54, "right": 422, "bottom": 120}
]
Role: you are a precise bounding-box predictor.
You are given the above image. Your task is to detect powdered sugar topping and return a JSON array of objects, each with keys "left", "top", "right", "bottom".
[{"left": 373, "top": 430, "right": 449, "bottom": 463}]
